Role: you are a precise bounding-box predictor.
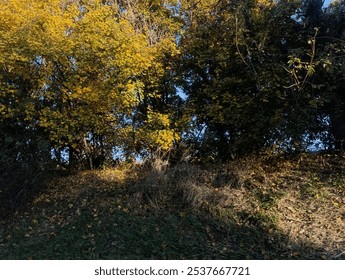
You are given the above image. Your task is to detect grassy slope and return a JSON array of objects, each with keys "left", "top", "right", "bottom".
[{"left": 0, "top": 154, "right": 344, "bottom": 259}]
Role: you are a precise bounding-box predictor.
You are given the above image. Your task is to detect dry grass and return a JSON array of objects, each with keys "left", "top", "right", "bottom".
[
  {"left": 0, "top": 153, "right": 344, "bottom": 259},
  {"left": 128, "top": 153, "right": 345, "bottom": 259}
]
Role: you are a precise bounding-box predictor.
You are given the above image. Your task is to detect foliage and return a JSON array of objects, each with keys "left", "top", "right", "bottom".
[
  {"left": 0, "top": 0, "right": 181, "bottom": 169},
  {"left": 179, "top": 0, "right": 304, "bottom": 158},
  {"left": 1, "top": 0, "right": 345, "bottom": 166},
  {"left": 1, "top": 0, "right": 345, "bottom": 261},
  {"left": 177, "top": 0, "right": 345, "bottom": 158}
]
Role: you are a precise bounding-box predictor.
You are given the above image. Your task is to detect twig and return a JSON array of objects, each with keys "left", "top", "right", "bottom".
[{"left": 334, "top": 251, "right": 345, "bottom": 259}]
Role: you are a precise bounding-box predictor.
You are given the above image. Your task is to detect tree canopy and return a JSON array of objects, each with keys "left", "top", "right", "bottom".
[{"left": 1, "top": 0, "right": 344, "bottom": 171}]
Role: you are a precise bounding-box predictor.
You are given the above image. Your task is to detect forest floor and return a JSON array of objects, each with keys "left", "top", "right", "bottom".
[{"left": 0, "top": 153, "right": 344, "bottom": 259}]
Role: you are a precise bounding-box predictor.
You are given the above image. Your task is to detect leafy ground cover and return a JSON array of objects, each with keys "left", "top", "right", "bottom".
[{"left": 0, "top": 154, "right": 344, "bottom": 259}]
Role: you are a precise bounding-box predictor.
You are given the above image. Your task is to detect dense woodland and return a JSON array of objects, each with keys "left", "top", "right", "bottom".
[
  {"left": 1, "top": 0, "right": 345, "bottom": 169},
  {"left": 0, "top": 0, "right": 345, "bottom": 260}
]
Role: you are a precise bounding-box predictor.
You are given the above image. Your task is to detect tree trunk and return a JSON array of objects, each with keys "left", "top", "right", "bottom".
[{"left": 330, "top": 112, "right": 345, "bottom": 151}]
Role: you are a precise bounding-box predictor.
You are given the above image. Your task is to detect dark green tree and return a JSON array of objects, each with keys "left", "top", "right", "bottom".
[{"left": 179, "top": 0, "right": 311, "bottom": 159}]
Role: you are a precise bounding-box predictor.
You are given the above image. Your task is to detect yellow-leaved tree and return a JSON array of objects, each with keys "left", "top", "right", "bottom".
[
  {"left": 108, "top": 0, "right": 185, "bottom": 159},
  {"left": 0, "top": 0, "right": 182, "bottom": 168}
]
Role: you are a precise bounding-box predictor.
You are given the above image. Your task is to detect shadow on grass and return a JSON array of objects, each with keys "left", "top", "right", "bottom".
[{"left": 0, "top": 169, "right": 342, "bottom": 260}]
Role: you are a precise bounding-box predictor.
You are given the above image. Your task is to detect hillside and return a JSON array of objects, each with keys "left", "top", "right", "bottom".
[{"left": 0, "top": 154, "right": 344, "bottom": 259}]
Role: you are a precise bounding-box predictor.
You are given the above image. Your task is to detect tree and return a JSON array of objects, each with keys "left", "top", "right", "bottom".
[
  {"left": 113, "top": 0, "right": 185, "bottom": 158},
  {"left": 323, "top": 0, "right": 345, "bottom": 150},
  {"left": 0, "top": 0, "right": 182, "bottom": 168},
  {"left": 295, "top": 0, "right": 345, "bottom": 151},
  {"left": 179, "top": 0, "right": 307, "bottom": 159}
]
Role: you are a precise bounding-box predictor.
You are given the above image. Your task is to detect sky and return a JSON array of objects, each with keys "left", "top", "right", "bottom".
[{"left": 324, "top": 0, "right": 332, "bottom": 7}]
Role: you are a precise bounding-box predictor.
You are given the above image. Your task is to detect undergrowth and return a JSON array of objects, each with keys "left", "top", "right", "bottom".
[{"left": 0, "top": 153, "right": 344, "bottom": 259}]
